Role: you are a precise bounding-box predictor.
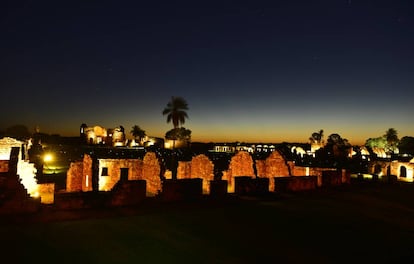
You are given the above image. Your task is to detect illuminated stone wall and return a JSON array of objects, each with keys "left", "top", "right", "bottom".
[
  {"left": 176, "top": 155, "right": 215, "bottom": 194},
  {"left": 66, "top": 153, "right": 162, "bottom": 195},
  {"left": 66, "top": 161, "right": 83, "bottom": 192},
  {"left": 191, "top": 154, "right": 214, "bottom": 194},
  {"left": 263, "top": 150, "right": 291, "bottom": 177},
  {"left": 177, "top": 161, "right": 191, "bottom": 179},
  {"left": 142, "top": 152, "right": 161, "bottom": 196},
  {"left": 98, "top": 158, "right": 142, "bottom": 191},
  {"left": 82, "top": 154, "right": 93, "bottom": 192},
  {"left": 368, "top": 160, "right": 414, "bottom": 182},
  {"left": 0, "top": 137, "right": 38, "bottom": 197},
  {"left": 0, "top": 137, "right": 25, "bottom": 160},
  {"left": 223, "top": 151, "right": 254, "bottom": 192},
  {"left": 0, "top": 149, "right": 40, "bottom": 214},
  {"left": 38, "top": 183, "right": 55, "bottom": 204},
  {"left": 254, "top": 150, "right": 291, "bottom": 191},
  {"left": 291, "top": 166, "right": 337, "bottom": 187},
  {"left": 85, "top": 126, "right": 107, "bottom": 144}
]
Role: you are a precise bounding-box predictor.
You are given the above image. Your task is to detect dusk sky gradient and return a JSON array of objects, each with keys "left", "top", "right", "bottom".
[{"left": 1, "top": 0, "right": 413, "bottom": 145}]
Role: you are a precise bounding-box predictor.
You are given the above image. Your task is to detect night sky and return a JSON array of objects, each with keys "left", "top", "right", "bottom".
[{"left": 1, "top": 0, "right": 413, "bottom": 145}]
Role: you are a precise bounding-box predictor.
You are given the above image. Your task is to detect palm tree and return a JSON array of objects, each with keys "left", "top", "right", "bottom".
[
  {"left": 309, "top": 129, "right": 324, "bottom": 144},
  {"left": 162, "top": 96, "right": 189, "bottom": 180},
  {"left": 130, "top": 125, "right": 146, "bottom": 145},
  {"left": 162, "top": 96, "right": 189, "bottom": 129}
]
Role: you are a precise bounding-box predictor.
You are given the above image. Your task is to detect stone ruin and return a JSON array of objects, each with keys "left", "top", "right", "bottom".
[
  {"left": 142, "top": 152, "right": 161, "bottom": 196},
  {"left": 222, "top": 151, "right": 255, "bottom": 192},
  {"left": 0, "top": 137, "right": 55, "bottom": 206},
  {"left": 255, "top": 150, "right": 292, "bottom": 191},
  {"left": 66, "top": 152, "right": 162, "bottom": 197},
  {"left": 177, "top": 154, "right": 214, "bottom": 194},
  {"left": 1, "top": 140, "right": 354, "bottom": 214},
  {"left": 0, "top": 147, "right": 40, "bottom": 214}
]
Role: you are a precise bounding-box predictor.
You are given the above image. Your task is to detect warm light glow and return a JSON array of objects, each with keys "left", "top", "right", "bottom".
[
  {"left": 99, "top": 175, "right": 110, "bottom": 191},
  {"left": 43, "top": 153, "right": 53, "bottom": 162}
]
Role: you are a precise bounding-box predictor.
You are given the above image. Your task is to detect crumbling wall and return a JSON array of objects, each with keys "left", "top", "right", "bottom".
[
  {"left": 190, "top": 154, "right": 214, "bottom": 194},
  {"left": 98, "top": 158, "right": 142, "bottom": 191},
  {"left": 177, "top": 161, "right": 191, "bottom": 179},
  {"left": 82, "top": 154, "right": 93, "bottom": 192},
  {"left": 66, "top": 161, "right": 83, "bottom": 192},
  {"left": 142, "top": 152, "right": 161, "bottom": 196},
  {"left": 264, "top": 150, "right": 290, "bottom": 177},
  {"left": 0, "top": 149, "right": 40, "bottom": 214},
  {"left": 223, "top": 151, "right": 254, "bottom": 192},
  {"left": 38, "top": 183, "right": 55, "bottom": 204}
]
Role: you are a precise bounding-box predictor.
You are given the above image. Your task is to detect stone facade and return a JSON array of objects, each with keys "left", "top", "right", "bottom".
[
  {"left": 0, "top": 147, "right": 40, "bottom": 214},
  {"left": 190, "top": 154, "right": 214, "bottom": 194},
  {"left": 98, "top": 158, "right": 143, "bottom": 191},
  {"left": 368, "top": 159, "right": 414, "bottom": 182},
  {"left": 177, "top": 161, "right": 191, "bottom": 179},
  {"left": 66, "top": 152, "right": 163, "bottom": 196},
  {"left": 82, "top": 154, "right": 93, "bottom": 192},
  {"left": 222, "top": 151, "right": 255, "bottom": 192},
  {"left": 38, "top": 183, "right": 55, "bottom": 204},
  {"left": 66, "top": 161, "right": 84, "bottom": 192},
  {"left": 142, "top": 152, "right": 162, "bottom": 196}
]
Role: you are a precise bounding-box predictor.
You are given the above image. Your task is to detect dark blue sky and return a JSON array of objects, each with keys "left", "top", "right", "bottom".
[{"left": 1, "top": 0, "right": 413, "bottom": 144}]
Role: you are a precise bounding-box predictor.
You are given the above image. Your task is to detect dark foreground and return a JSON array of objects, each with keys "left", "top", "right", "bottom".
[{"left": 1, "top": 182, "right": 414, "bottom": 263}]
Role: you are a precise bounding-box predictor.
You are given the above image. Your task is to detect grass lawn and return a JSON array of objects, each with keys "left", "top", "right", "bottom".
[{"left": 1, "top": 181, "right": 414, "bottom": 263}]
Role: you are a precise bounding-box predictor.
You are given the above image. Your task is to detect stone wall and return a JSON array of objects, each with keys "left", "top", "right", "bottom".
[
  {"left": 260, "top": 150, "right": 291, "bottom": 177},
  {"left": 142, "top": 152, "right": 161, "bottom": 196},
  {"left": 177, "top": 161, "right": 191, "bottom": 179},
  {"left": 292, "top": 167, "right": 337, "bottom": 187},
  {"left": 223, "top": 151, "right": 254, "bottom": 192},
  {"left": 368, "top": 160, "right": 414, "bottom": 182},
  {"left": 190, "top": 154, "right": 214, "bottom": 194},
  {"left": 82, "top": 154, "right": 93, "bottom": 192},
  {"left": 38, "top": 183, "right": 55, "bottom": 204},
  {"left": 66, "top": 161, "right": 83, "bottom": 192},
  {"left": 98, "top": 158, "right": 142, "bottom": 191}
]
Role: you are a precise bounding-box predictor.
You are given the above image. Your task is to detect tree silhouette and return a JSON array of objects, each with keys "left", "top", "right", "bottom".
[
  {"left": 384, "top": 128, "right": 399, "bottom": 154},
  {"left": 130, "top": 125, "right": 146, "bottom": 145},
  {"left": 309, "top": 129, "right": 324, "bottom": 144},
  {"left": 162, "top": 96, "right": 189, "bottom": 129},
  {"left": 162, "top": 96, "right": 189, "bottom": 180}
]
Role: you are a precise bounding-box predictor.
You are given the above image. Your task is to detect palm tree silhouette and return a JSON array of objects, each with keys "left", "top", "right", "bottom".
[
  {"left": 162, "top": 96, "right": 189, "bottom": 129},
  {"left": 130, "top": 125, "right": 146, "bottom": 145},
  {"left": 162, "top": 96, "right": 189, "bottom": 180},
  {"left": 162, "top": 96, "right": 189, "bottom": 149}
]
